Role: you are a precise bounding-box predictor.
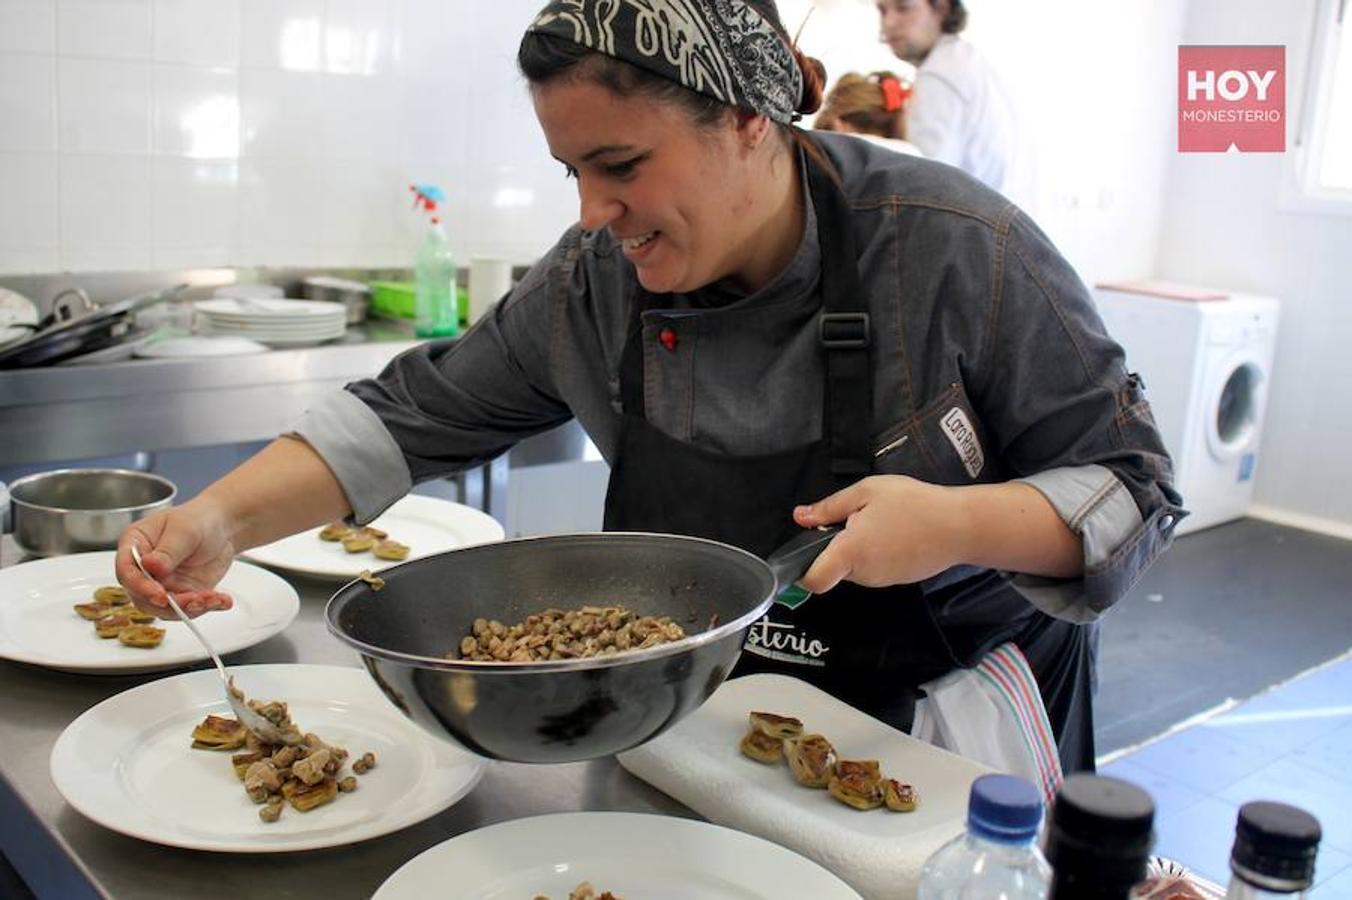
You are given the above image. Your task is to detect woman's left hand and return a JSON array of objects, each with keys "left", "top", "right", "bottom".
[{"left": 792, "top": 475, "right": 969, "bottom": 593}]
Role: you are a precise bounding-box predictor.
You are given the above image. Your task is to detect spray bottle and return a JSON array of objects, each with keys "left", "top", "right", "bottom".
[{"left": 410, "top": 183, "right": 458, "bottom": 338}]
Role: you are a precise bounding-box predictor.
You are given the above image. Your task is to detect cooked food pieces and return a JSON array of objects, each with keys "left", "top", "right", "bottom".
[
  {"left": 94, "top": 613, "right": 135, "bottom": 639},
  {"left": 750, "top": 711, "right": 803, "bottom": 739},
  {"left": 94, "top": 585, "right": 131, "bottom": 605},
  {"left": 533, "top": 884, "right": 622, "bottom": 900},
  {"left": 319, "top": 521, "right": 354, "bottom": 541},
  {"left": 740, "top": 728, "right": 785, "bottom": 764},
  {"left": 189, "top": 702, "right": 375, "bottom": 824},
  {"left": 342, "top": 534, "right": 376, "bottom": 553},
  {"left": 829, "top": 759, "right": 885, "bottom": 811},
  {"left": 322, "top": 522, "right": 411, "bottom": 563},
  {"left": 319, "top": 518, "right": 408, "bottom": 562},
  {"left": 372, "top": 539, "right": 410, "bottom": 561},
  {"left": 741, "top": 711, "right": 920, "bottom": 813},
  {"left": 75, "top": 583, "right": 164, "bottom": 648},
  {"left": 884, "top": 778, "right": 919, "bottom": 812},
  {"left": 117, "top": 624, "right": 166, "bottom": 648},
  {"left": 192, "top": 714, "right": 249, "bottom": 750},
  {"left": 286, "top": 777, "right": 339, "bottom": 812},
  {"left": 74, "top": 584, "right": 134, "bottom": 619},
  {"left": 455, "top": 606, "right": 687, "bottom": 662},
  {"left": 356, "top": 570, "right": 386, "bottom": 590},
  {"left": 785, "top": 733, "right": 837, "bottom": 788}
]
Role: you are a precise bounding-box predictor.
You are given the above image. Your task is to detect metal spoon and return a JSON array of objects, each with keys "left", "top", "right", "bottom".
[{"left": 129, "top": 544, "right": 300, "bottom": 745}]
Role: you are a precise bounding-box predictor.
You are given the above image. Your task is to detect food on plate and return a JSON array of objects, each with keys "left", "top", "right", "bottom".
[
  {"left": 319, "top": 522, "right": 354, "bottom": 541},
  {"left": 372, "top": 539, "right": 410, "bottom": 561},
  {"left": 323, "top": 522, "right": 411, "bottom": 563},
  {"left": 342, "top": 534, "right": 376, "bottom": 553},
  {"left": 117, "top": 624, "right": 166, "bottom": 648},
  {"left": 192, "top": 714, "right": 249, "bottom": 750},
  {"left": 75, "top": 583, "right": 164, "bottom": 647},
  {"left": 94, "top": 585, "right": 131, "bottom": 605},
  {"left": 454, "top": 607, "right": 687, "bottom": 662},
  {"left": 744, "top": 712, "right": 921, "bottom": 813},
  {"left": 884, "top": 778, "right": 919, "bottom": 812},
  {"left": 740, "top": 728, "right": 785, "bottom": 764},
  {"left": 750, "top": 710, "right": 803, "bottom": 739},
  {"left": 785, "top": 733, "right": 837, "bottom": 788},
  {"left": 189, "top": 699, "right": 376, "bottom": 824},
  {"left": 828, "top": 759, "right": 885, "bottom": 810},
  {"left": 533, "top": 883, "right": 622, "bottom": 900},
  {"left": 75, "top": 584, "right": 136, "bottom": 619},
  {"left": 94, "top": 613, "right": 134, "bottom": 638}
]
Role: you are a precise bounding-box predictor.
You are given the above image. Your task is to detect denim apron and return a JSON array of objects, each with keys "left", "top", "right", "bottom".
[{"left": 601, "top": 147, "right": 1096, "bottom": 770}]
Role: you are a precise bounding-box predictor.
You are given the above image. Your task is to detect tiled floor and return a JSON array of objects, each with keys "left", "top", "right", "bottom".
[{"left": 1101, "top": 652, "right": 1352, "bottom": 895}]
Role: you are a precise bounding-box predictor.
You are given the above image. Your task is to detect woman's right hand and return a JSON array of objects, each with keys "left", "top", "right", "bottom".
[{"left": 115, "top": 499, "right": 237, "bottom": 620}]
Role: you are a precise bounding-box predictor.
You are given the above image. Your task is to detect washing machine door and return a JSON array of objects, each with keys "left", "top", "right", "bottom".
[{"left": 1205, "top": 354, "right": 1267, "bottom": 462}]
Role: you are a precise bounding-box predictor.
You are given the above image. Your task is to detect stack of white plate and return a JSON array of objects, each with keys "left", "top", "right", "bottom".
[{"left": 193, "top": 298, "right": 347, "bottom": 347}]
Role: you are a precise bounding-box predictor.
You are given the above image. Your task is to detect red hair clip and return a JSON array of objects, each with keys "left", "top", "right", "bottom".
[{"left": 879, "top": 76, "right": 907, "bottom": 112}]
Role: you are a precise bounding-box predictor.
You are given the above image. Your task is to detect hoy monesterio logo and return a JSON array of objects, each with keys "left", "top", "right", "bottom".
[{"left": 1178, "top": 45, "right": 1285, "bottom": 152}]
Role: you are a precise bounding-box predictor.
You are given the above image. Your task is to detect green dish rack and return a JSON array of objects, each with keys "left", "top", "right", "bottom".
[{"left": 370, "top": 281, "right": 469, "bottom": 325}]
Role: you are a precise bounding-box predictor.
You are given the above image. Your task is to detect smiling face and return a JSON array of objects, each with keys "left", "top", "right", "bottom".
[
  {"left": 877, "top": 0, "right": 947, "bottom": 65},
  {"left": 531, "top": 77, "right": 797, "bottom": 295}
]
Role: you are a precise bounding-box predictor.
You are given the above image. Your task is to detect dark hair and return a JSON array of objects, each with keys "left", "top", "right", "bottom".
[
  {"left": 517, "top": 1, "right": 834, "bottom": 174},
  {"left": 934, "top": 0, "right": 967, "bottom": 34}
]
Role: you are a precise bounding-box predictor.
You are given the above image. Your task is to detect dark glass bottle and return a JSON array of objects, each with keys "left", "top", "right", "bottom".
[
  {"left": 1226, "top": 801, "right": 1322, "bottom": 898},
  {"left": 1044, "top": 774, "right": 1155, "bottom": 899}
]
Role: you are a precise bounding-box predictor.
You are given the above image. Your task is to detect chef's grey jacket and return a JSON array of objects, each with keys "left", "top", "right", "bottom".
[{"left": 294, "top": 133, "right": 1185, "bottom": 625}]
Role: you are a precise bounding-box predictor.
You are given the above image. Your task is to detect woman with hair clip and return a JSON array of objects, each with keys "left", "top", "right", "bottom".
[
  {"left": 114, "top": 0, "right": 1183, "bottom": 775},
  {"left": 815, "top": 71, "right": 923, "bottom": 157}
]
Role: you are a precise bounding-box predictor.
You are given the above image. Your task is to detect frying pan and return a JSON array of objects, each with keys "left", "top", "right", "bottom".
[{"left": 325, "top": 528, "right": 837, "bottom": 763}]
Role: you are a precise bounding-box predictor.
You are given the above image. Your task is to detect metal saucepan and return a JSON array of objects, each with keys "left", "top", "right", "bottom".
[
  {"left": 325, "top": 528, "right": 837, "bottom": 764},
  {"left": 7, "top": 469, "right": 176, "bottom": 557}
]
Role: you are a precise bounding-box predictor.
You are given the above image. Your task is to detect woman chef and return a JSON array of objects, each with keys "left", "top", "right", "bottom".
[{"left": 115, "top": 0, "right": 1183, "bottom": 773}]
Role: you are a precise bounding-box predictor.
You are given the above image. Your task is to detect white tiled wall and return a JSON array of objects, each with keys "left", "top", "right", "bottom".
[{"left": 0, "top": 0, "right": 577, "bottom": 274}]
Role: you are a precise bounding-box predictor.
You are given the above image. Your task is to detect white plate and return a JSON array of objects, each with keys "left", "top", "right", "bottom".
[
  {"left": 134, "top": 336, "right": 269, "bottom": 358},
  {"left": 373, "top": 811, "right": 863, "bottom": 899},
  {"left": 617, "top": 674, "right": 993, "bottom": 899},
  {"left": 50, "top": 664, "right": 485, "bottom": 852},
  {"left": 0, "top": 552, "right": 300, "bottom": 675},
  {"left": 195, "top": 298, "right": 346, "bottom": 319},
  {"left": 241, "top": 494, "right": 505, "bottom": 580}
]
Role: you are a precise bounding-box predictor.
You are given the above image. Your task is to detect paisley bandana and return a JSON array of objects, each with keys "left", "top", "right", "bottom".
[{"left": 528, "top": 0, "right": 804, "bottom": 124}]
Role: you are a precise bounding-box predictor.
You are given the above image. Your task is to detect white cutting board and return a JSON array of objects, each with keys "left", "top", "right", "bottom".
[{"left": 618, "top": 673, "right": 992, "bottom": 900}]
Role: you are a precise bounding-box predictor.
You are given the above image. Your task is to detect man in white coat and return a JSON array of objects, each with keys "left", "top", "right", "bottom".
[{"left": 877, "top": 0, "right": 1021, "bottom": 195}]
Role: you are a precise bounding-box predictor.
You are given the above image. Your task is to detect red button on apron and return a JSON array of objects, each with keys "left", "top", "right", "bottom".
[{"left": 658, "top": 326, "right": 678, "bottom": 352}]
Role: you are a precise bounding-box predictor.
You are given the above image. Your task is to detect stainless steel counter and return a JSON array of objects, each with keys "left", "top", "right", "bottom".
[
  {"left": 0, "top": 536, "right": 691, "bottom": 900},
  {"left": 0, "top": 320, "right": 595, "bottom": 519}
]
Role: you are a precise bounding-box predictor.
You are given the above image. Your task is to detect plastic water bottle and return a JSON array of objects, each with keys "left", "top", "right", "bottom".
[
  {"left": 917, "top": 773, "right": 1051, "bottom": 899},
  {"left": 1225, "top": 801, "right": 1321, "bottom": 898}
]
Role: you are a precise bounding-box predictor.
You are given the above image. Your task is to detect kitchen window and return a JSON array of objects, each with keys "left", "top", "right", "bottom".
[{"left": 1290, "top": 0, "right": 1352, "bottom": 209}]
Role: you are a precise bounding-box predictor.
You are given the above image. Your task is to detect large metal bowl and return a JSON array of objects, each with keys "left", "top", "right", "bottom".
[
  {"left": 8, "top": 468, "right": 176, "bottom": 557},
  {"left": 325, "top": 530, "right": 830, "bottom": 764}
]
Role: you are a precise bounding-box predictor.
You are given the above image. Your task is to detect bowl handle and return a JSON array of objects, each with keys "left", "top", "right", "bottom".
[{"left": 764, "top": 525, "right": 842, "bottom": 591}]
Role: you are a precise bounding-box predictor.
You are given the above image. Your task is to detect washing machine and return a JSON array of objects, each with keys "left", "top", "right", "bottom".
[{"left": 1093, "top": 286, "right": 1280, "bottom": 535}]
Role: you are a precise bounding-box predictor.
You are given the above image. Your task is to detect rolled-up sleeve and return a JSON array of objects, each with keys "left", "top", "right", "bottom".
[{"left": 974, "top": 209, "right": 1187, "bottom": 621}]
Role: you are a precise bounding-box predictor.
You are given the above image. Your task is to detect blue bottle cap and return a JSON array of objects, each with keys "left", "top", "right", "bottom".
[{"left": 967, "top": 774, "right": 1043, "bottom": 843}]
